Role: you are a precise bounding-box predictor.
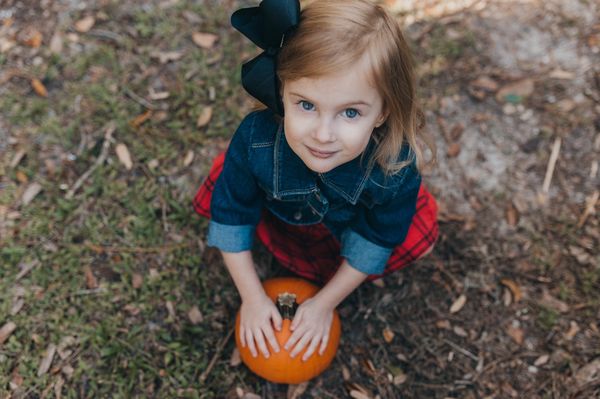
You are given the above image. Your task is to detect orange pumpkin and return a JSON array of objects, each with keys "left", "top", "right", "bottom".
[{"left": 234, "top": 277, "right": 342, "bottom": 384}]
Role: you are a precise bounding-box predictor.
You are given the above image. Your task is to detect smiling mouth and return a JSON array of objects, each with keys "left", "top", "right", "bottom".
[{"left": 306, "top": 146, "right": 338, "bottom": 158}]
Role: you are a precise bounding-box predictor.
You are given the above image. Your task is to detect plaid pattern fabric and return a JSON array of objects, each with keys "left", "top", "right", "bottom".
[{"left": 193, "top": 152, "right": 438, "bottom": 283}]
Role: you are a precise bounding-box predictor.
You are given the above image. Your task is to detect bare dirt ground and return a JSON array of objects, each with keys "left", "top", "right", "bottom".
[{"left": 1, "top": 0, "right": 599, "bottom": 398}]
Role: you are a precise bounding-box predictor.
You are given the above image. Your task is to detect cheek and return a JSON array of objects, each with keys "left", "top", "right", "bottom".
[
  {"left": 284, "top": 116, "right": 309, "bottom": 143},
  {"left": 341, "top": 125, "right": 373, "bottom": 152}
]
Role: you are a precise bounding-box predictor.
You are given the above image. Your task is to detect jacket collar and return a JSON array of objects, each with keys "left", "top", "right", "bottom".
[{"left": 274, "top": 125, "right": 375, "bottom": 204}]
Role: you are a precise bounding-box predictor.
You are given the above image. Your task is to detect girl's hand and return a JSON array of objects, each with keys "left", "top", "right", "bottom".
[
  {"left": 284, "top": 297, "right": 334, "bottom": 362},
  {"left": 239, "top": 293, "right": 283, "bottom": 358}
]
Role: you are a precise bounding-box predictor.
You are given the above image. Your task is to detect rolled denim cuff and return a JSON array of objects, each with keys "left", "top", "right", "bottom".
[
  {"left": 340, "top": 229, "right": 393, "bottom": 275},
  {"left": 207, "top": 221, "right": 255, "bottom": 252}
]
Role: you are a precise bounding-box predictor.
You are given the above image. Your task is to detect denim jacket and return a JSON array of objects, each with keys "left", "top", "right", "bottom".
[{"left": 207, "top": 109, "right": 421, "bottom": 275}]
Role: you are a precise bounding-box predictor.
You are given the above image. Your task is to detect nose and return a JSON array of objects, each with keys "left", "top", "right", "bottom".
[{"left": 312, "top": 117, "right": 335, "bottom": 143}]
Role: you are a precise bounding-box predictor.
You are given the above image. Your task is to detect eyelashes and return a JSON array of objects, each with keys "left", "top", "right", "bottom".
[{"left": 296, "top": 100, "right": 361, "bottom": 119}]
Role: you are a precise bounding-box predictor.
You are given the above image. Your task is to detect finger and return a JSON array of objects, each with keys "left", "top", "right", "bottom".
[
  {"left": 271, "top": 308, "right": 283, "bottom": 331},
  {"left": 290, "top": 309, "right": 303, "bottom": 331},
  {"left": 262, "top": 323, "right": 280, "bottom": 353},
  {"left": 245, "top": 329, "right": 257, "bottom": 358},
  {"left": 319, "top": 329, "right": 330, "bottom": 355},
  {"left": 253, "top": 328, "right": 270, "bottom": 358},
  {"left": 240, "top": 326, "right": 246, "bottom": 348},
  {"left": 302, "top": 335, "right": 321, "bottom": 362},
  {"left": 290, "top": 332, "right": 312, "bottom": 359},
  {"left": 284, "top": 326, "right": 305, "bottom": 351}
]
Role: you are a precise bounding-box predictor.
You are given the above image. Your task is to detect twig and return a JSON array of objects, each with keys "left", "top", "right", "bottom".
[
  {"left": 65, "top": 123, "right": 115, "bottom": 199},
  {"left": 541, "top": 137, "right": 562, "bottom": 195},
  {"left": 199, "top": 327, "right": 234, "bottom": 383},
  {"left": 577, "top": 190, "right": 599, "bottom": 228},
  {"left": 16, "top": 260, "right": 40, "bottom": 280},
  {"left": 124, "top": 88, "right": 157, "bottom": 110},
  {"left": 443, "top": 339, "right": 479, "bottom": 362}
]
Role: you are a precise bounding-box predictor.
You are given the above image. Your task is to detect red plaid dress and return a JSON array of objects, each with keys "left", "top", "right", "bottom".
[{"left": 194, "top": 152, "right": 438, "bottom": 283}]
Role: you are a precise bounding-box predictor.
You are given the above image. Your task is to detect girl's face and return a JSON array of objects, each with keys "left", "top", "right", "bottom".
[{"left": 282, "top": 56, "right": 387, "bottom": 174}]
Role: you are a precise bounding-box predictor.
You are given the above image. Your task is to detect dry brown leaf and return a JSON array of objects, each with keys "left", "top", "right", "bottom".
[
  {"left": 49, "top": 33, "right": 63, "bottom": 54},
  {"left": 574, "top": 358, "right": 600, "bottom": 387},
  {"left": 37, "top": 343, "right": 57, "bottom": 376},
  {"left": 349, "top": 390, "right": 371, "bottom": 399},
  {"left": 31, "top": 78, "right": 48, "bottom": 97},
  {"left": 505, "top": 201, "right": 519, "bottom": 226},
  {"left": 74, "top": 16, "right": 95, "bottom": 33},
  {"left": 230, "top": 347, "right": 241, "bottom": 366},
  {"left": 500, "top": 279, "right": 522, "bottom": 302},
  {"left": 192, "top": 32, "right": 219, "bottom": 49},
  {"left": 471, "top": 75, "right": 499, "bottom": 92},
  {"left": 548, "top": 69, "right": 575, "bottom": 80},
  {"left": 534, "top": 354, "right": 549, "bottom": 366},
  {"left": 241, "top": 393, "right": 261, "bottom": 399},
  {"left": 540, "top": 288, "right": 569, "bottom": 313},
  {"left": 187, "top": 306, "right": 204, "bottom": 324},
  {"left": 83, "top": 265, "right": 98, "bottom": 289},
  {"left": 21, "top": 182, "right": 43, "bottom": 206},
  {"left": 10, "top": 149, "right": 26, "bottom": 168},
  {"left": 166, "top": 301, "right": 176, "bottom": 319},
  {"left": 287, "top": 382, "right": 309, "bottom": 399},
  {"left": 496, "top": 79, "right": 534, "bottom": 103},
  {"left": 54, "top": 376, "right": 65, "bottom": 399},
  {"left": 129, "top": 110, "right": 152, "bottom": 129},
  {"left": 447, "top": 142, "right": 461, "bottom": 158},
  {"left": 15, "top": 170, "right": 28, "bottom": 184},
  {"left": 0, "top": 322, "right": 17, "bottom": 345},
  {"left": 383, "top": 327, "right": 394, "bottom": 343},
  {"left": 393, "top": 370, "right": 408, "bottom": 385},
  {"left": 183, "top": 150, "right": 194, "bottom": 167},
  {"left": 449, "top": 294, "right": 467, "bottom": 313},
  {"left": 453, "top": 326, "right": 468, "bottom": 337},
  {"left": 115, "top": 143, "right": 133, "bottom": 170},
  {"left": 564, "top": 321, "right": 580, "bottom": 341},
  {"left": 132, "top": 273, "right": 143, "bottom": 289},
  {"left": 342, "top": 365, "right": 351, "bottom": 381},
  {"left": 151, "top": 50, "right": 183, "bottom": 64},
  {"left": 10, "top": 298, "right": 24, "bottom": 316},
  {"left": 21, "top": 28, "right": 42, "bottom": 47},
  {"left": 0, "top": 37, "right": 16, "bottom": 53},
  {"left": 436, "top": 319, "right": 451, "bottom": 329},
  {"left": 506, "top": 325, "right": 524, "bottom": 345},
  {"left": 197, "top": 106, "right": 213, "bottom": 128}
]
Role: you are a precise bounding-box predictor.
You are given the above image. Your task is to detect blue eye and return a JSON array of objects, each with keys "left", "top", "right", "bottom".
[
  {"left": 299, "top": 100, "right": 315, "bottom": 111},
  {"left": 344, "top": 108, "right": 359, "bottom": 119}
]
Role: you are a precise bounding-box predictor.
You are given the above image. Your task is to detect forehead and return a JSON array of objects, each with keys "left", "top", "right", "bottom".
[{"left": 284, "top": 54, "right": 380, "bottom": 103}]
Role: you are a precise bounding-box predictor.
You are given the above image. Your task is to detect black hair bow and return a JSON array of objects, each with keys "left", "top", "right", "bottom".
[{"left": 231, "top": 0, "right": 300, "bottom": 116}]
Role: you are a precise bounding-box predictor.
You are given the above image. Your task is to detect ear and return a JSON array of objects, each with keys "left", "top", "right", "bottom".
[{"left": 375, "top": 109, "right": 389, "bottom": 128}]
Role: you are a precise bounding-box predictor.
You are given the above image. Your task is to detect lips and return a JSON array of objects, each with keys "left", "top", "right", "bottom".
[{"left": 306, "top": 146, "right": 338, "bottom": 159}]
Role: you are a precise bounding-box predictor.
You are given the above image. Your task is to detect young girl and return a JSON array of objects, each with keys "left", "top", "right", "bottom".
[{"left": 193, "top": 0, "right": 438, "bottom": 363}]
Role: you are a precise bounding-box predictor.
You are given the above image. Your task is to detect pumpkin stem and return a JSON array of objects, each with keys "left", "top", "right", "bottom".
[{"left": 276, "top": 292, "right": 298, "bottom": 320}]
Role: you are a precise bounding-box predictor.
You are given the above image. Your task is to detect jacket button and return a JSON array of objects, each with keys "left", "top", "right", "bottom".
[{"left": 294, "top": 211, "right": 302, "bottom": 220}]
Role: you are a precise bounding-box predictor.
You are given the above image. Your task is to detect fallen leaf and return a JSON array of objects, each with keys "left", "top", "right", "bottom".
[
  {"left": 74, "top": 16, "right": 95, "bottom": 33},
  {"left": 10, "top": 298, "right": 24, "bottom": 316},
  {"left": 436, "top": 319, "right": 451, "bottom": 329},
  {"left": 505, "top": 202, "right": 519, "bottom": 226},
  {"left": 10, "top": 149, "right": 26, "bottom": 168},
  {"left": 151, "top": 50, "right": 184, "bottom": 64},
  {"left": 148, "top": 89, "right": 170, "bottom": 100},
  {"left": 569, "top": 245, "right": 592, "bottom": 265},
  {"left": 132, "top": 273, "right": 143, "bottom": 289},
  {"left": 83, "top": 266, "right": 98, "bottom": 289},
  {"left": 15, "top": 170, "right": 28, "bottom": 184},
  {"left": 241, "top": 394, "right": 261, "bottom": 399},
  {"left": 564, "top": 321, "right": 580, "bottom": 341},
  {"left": 453, "top": 326, "right": 468, "bottom": 337},
  {"left": 183, "top": 150, "right": 194, "bottom": 167},
  {"left": 230, "top": 347, "right": 241, "bottom": 366},
  {"left": 556, "top": 98, "right": 576, "bottom": 113},
  {"left": 54, "top": 376, "right": 65, "bottom": 399},
  {"left": 287, "top": 382, "right": 308, "bottom": 399},
  {"left": 0, "top": 37, "right": 16, "bottom": 53},
  {"left": 166, "top": 301, "right": 176, "bottom": 319},
  {"left": 49, "top": 33, "right": 63, "bottom": 54},
  {"left": 471, "top": 75, "right": 499, "bottom": 92},
  {"left": 37, "top": 343, "right": 57, "bottom": 376},
  {"left": 371, "top": 278, "right": 385, "bottom": 288},
  {"left": 0, "top": 322, "right": 17, "bottom": 345},
  {"left": 196, "top": 106, "right": 213, "bottom": 128},
  {"left": 393, "top": 369, "right": 408, "bottom": 385},
  {"left": 115, "top": 143, "right": 133, "bottom": 170},
  {"left": 31, "top": 78, "right": 48, "bottom": 97},
  {"left": 446, "top": 142, "right": 461, "bottom": 158},
  {"left": 496, "top": 79, "right": 534, "bottom": 103},
  {"left": 540, "top": 288, "right": 569, "bottom": 313},
  {"left": 342, "top": 366, "right": 351, "bottom": 381},
  {"left": 129, "top": 110, "right": 152, "bottom": 129},
  {"left": 383, "top": 327, "right": 394, "bottom": 343},
  {"left": 349, "top": 390, "right": 371, "bottom": 399},
  {"left": 500, "top": 279, "right": 522, "bottom": 302},
  {"left": 192, "top": 32, "right": 219, "bottom": 49},
  {"left": 21, "top": 182, "right": 43, "bottom": 206},
  {"left": 61, "top": 365, "right": 74, "bottom": 379},
  {"left": 534, "top": 354, "right": 549, "bottom": 366},
  {"left": 21, "top": 28, "right": 42, "bottom": 47},
  {"left": 449, "top": 294, "right": 467, "bottom": 313},
  {"left": 187, "top": 306, "right": 204, "bottom": 324},
  {"left": 574, "top": 358, "right": 600, "bottom": 387},
  {"left": 548, "top": 69, "right": 575, "bottom": 80},
  {"left": 506, "top": 325, "right": 524, "bottom": 345}
]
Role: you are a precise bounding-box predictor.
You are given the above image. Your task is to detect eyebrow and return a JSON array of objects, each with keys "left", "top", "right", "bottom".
[{"left": 288, "top": 92, "right": 372, "bottom": 108}]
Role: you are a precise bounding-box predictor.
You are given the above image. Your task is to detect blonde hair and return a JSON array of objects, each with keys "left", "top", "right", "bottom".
[{"left": 277, "top": 0, "right": 435, "bottom": 175}]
